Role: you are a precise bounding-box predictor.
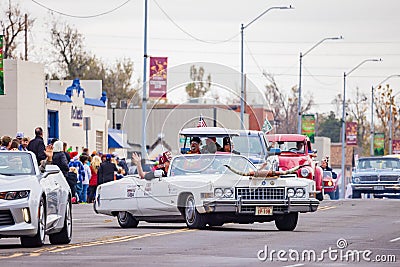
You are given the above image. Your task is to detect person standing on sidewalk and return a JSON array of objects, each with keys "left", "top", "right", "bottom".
[
  {"left": 80, "top": 155, "right": 91, "bottom": 203},
  {"left": 27, "top": 127, "right": 46, "bottom": 164},
  {"left": 88, "top": 155, "right": 101, "bottom": 203},
  {"left": 98, "top": 154, "right": 118, "bottom": 185}
]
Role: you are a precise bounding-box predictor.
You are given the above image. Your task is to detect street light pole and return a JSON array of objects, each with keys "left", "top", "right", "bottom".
[
  {"left": 297, "top": 36, "right": 342, "bottom": 134},
  {"left": 141, "top": 0, "right": 148, "bottom": 158},
  {"left": 370, "top": 75, "right": 400, "bottom": 156},
  {"left": 340, "top": 58, "right": 381, "bottom": 199},
  {"left": 240, "top": 5, "right": 293, "bottom": 129}
]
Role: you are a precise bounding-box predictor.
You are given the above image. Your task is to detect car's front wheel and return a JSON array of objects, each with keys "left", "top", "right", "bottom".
[
  {"left": 275, "top": 212, "right": 298, "bottom": 231},
  {"left": 21, "top": 196, "right": 46, "bottom": 247},
  {"left": 117, "top": 211, "right": 139, "bottom": 228},
  {"left": 49, "top": 199, "right": 72, "bottom": 244},
  {"left": 184, "top": 194, "right": 206, "bottom": 229},
  {"left": 352, "top": 190, "right": 361, "bottom": 199}
]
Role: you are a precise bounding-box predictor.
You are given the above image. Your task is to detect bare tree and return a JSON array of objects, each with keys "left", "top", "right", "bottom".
[
  {"left": 347, "top": 87, "right": 370, "bottom": 154},
  {"left": 50, "top": 21, "right": 89, "bottom": 79},
  {"left": 263, "top": 73, "right": 313, "bottom": 134},
  {"left": 0, "top": 0, "right": 35, "bottom": 59},
  {"left": 374, "top": 84, "right": 399, "bottom": 154},
  {"left": 185, "top": 65, "right": 211, "bottom": 101}
]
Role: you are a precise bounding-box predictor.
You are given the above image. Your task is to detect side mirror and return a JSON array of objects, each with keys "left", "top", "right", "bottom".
[
  {"left": 43, "top": 165, "right": 60, "bottom": 178},
  {"left": 267, "top": 148, "right": 281, "bottom": 156},
  {"left": 154, "top": 169, "right": 163, "bottom": 178}
]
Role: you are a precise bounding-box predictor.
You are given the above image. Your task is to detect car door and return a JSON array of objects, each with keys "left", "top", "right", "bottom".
[{"left": 136, "top": 177, "right": 178, "bottom": 217}]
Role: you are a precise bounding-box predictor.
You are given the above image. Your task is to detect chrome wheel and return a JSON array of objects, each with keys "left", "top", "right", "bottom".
[
  {"left": 185, "top": 196, "right": 196, "bottom": 224},
  {"left": 66, "top": 203, "right": 72, "bottom": 239},
  {"left": 38, "top": 198, "right": 46, "bottom": 243}
]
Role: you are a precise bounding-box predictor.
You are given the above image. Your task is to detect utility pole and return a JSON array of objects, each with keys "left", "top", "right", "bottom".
[{"left": 24, "top": 13, "right": 27, "bottom": 61}]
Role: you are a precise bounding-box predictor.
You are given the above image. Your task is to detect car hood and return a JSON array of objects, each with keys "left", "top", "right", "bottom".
[
  {"left": 168, "top": 173, "right": 313, "bottom": 188},
  {"left": 0, "top": 175, "right": 39, "bottom": 191},
  {"left": 277, "top": 155, "right": 310, "bottom": 169}
]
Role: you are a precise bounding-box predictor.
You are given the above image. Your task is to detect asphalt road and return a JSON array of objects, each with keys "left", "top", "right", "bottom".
[{"left": 0, "top": 199, "right": 399, "bottom": 267}]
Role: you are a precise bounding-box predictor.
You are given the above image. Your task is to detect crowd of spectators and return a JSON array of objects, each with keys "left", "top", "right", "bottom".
[{"left": 1, "top": 127, "right": 129, "bottom": 204}]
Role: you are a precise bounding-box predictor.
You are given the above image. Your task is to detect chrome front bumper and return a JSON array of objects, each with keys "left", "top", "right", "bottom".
[
  {"left": 351, "top": 183, "right": 400, "bottom": 191},
  {"left": 202, "top": 198, "right": 319, "bottom": 214}
]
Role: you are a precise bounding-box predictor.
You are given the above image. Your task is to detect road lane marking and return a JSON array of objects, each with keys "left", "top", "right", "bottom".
[
  {"left": 0, "top": 253, "right": 24, "bottom": 259},
  {"left": 389, "top": 236, "right": 400, "bottom": 242},
  {"left": 0, "top": 228, "right": 195, "bottom": 259}
]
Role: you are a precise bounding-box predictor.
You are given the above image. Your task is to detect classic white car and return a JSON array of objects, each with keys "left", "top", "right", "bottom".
[
  {"left": 0, "top": 151, "right": 72, "bottom": 247},
  {"left": 94, "top": 154, "right": 319, "bottom": 231}
]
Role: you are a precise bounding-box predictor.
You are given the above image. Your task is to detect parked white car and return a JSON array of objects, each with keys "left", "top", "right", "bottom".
[
  {"left": 94, "top": 154, "right": 319, "bottom": 231},
  {"left": 0, "top": 151, "right": 72, "bottom": 247}
]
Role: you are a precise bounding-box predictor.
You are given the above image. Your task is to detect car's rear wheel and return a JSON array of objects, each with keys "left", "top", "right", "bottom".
[
  {"left": 275, "top": 212, "right": 298, "bottom": 231},
  {"left": 21, "top": 197, "right": 46, "bottom": 247},
  {"left": 117, "top": 211, "right": 139, "bottom": 228},
  {"left": 184, "top": 194, "right": 206, "bottom": 229},
  {"left": 49, "top": 199, "right": 72, "bottom": 244}
]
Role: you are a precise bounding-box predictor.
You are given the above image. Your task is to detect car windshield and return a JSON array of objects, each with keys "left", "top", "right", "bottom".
[
  {"left": 232, "top": 135, "right": 265, "bottom": 155},
  {"left": 0, "top": 152, "right": 35, "bottom": 176},
  {"left": 271, "top": 141, "right": 304, "bottom": 153},
  {"left": 357, "top": 158, "right": 400, "bottom": 170},
  {"left": 169, "top": 154, "right": 256, "bottom": 176}
]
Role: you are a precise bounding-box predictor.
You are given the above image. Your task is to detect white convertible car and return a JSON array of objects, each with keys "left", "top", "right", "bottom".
[
  {"left": 0, "top": 151, "right": 72, "bottom": 247},
  {"left": 94, "top": 154, "right": 319, "bottom": 231}
]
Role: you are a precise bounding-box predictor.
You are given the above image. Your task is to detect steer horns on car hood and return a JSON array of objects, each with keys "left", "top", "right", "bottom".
[{"left": 224, "top": 164, "right": 309, "bottom": 178}]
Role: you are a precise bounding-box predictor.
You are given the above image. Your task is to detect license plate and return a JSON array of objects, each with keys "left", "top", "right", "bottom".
[
  {"left": 374, "top": 186, "right": 384, "bottom": 190},
  {"left": 255, "top": 206, "right": 273, "bottom": 215}
]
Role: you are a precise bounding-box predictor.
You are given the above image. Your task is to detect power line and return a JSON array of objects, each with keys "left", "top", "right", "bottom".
[
  {"left": 31, "top": 0, "right": 132, "bottom": 18},
  {"left": 152, "top": 0, "right": 239, "bottom": 44}
]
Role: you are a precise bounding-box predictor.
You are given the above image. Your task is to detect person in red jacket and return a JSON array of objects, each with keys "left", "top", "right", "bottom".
[{"left": 88, "top": 155, "right": 101, "bottom": 203}]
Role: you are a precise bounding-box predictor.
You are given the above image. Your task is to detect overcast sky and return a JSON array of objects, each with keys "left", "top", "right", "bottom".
[{"left": 6, "top": 0, "right": 400, "bottom": 115}]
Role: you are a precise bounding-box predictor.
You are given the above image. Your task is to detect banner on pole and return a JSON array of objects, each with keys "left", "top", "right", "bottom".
[
  {"left": 374, "top": 133, "right": 385, "bottom": 156},
  {"left": 0, "top": 35, "right": 4, "bottom": 95},
  {"left": 149, "top": 57, "right": 168, "bottom": 98},
  {"left": 301, "top": 114, "right": 315, "bottom": 143},
  {"left": 392, "top": 139, "right": 400, "bottom": 154},
  {"left": 345, "top": 122, "right": 358, "bottom": 145}
]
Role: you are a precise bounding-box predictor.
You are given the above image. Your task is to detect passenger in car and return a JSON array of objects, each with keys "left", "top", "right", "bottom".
[
  {"left": 221, "top": 137, "right": 240, "bottom": 155},
  {"left": 132, "top": 151, "right": 172, "bottom": 179}
]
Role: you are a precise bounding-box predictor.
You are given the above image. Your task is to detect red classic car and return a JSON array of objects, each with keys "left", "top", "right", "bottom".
[{"left": 266, "top": 134, "right": 324, "bottom": 201}]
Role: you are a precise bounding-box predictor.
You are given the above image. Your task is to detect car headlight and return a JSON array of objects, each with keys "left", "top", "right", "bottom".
[
  {"left": 295, "top": 188, "right": 305, "bottom": 198},
  {"left": 0, "top": 190, "right": 30, "bottom": 200},
  {"left": 300, "top": 168, "right": 310, "bottom": 177},
  {"left": 287, "top": 188, "right": 295, "bottom": 198},
  {"left": 214, "top": 188, "right": 223, "bottom": 198},
  {"left": 353, "top": 177, "right": 360, "bottom": 183},
  {"left": 214, "top": 188, "right": 234, "bottom": 198},
  {"left": 223, "top": 188, "right": 233, "bottom": 198}
]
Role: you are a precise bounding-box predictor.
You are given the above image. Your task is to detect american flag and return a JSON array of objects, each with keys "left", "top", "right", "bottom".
[{"left": 197, "top": 115, "right": 207, "bottom": 127}]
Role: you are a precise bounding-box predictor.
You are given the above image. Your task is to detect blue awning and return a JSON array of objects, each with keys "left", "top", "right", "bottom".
[
  {"left": 47, "top": 92, "right": 72, "bottom": 102},
  {"left": 85, "top": 98, "right": 106, "bottom": 107},
  {"left": 108, "top": 130, "right": 130, "bottom": 149}
]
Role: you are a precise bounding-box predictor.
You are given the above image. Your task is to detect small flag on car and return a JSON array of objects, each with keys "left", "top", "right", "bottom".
[
  {"left": 197, "top": 115, "right": 207, "bottom": 127},
  {"left": 262, "top": 119, "right": 273, "bottom": 133}
]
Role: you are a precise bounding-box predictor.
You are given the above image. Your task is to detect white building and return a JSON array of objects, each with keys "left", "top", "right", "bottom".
[{"left": 0, "top": 59, "right": 109, "bottom": 154}]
